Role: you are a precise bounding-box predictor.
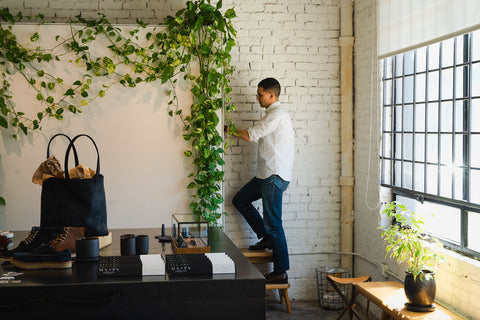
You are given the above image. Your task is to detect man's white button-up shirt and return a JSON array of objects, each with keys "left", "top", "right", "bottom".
[{"left": 247, "top": 101, "right": 295, "bottom": 181}]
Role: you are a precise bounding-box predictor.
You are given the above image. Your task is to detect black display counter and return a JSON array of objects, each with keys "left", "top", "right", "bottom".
[{"left": 0, "top": 227, "right": 266, "bottom": 319}]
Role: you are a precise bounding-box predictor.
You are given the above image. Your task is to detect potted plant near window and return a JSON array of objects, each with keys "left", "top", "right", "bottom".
[{"left": 380, "top": 201, "right": 444, "bottom": 312}]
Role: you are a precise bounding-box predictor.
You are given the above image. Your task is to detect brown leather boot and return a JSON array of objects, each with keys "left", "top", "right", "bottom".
[{"left": 49, "top": 227, "right": 85, "bottom": 253}]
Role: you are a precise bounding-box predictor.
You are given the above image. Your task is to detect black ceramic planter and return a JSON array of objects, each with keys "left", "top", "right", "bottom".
[{"left": 404, "top": 271, "right": 436, "bottom": 311}]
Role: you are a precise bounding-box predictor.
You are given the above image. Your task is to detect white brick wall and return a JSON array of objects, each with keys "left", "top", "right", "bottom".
[{"left": 1, "top": 0, "right": 344, "bottom": 301}]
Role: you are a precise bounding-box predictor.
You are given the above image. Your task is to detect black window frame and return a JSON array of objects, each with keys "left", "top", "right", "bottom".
[{"left": 380, "top": 31, "right": 480, "bottom": 259}]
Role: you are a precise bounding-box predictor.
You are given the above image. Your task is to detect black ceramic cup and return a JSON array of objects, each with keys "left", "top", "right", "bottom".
[
  {"left": 135, "top": 234, "right": 149, "bottom": 255},
  {"left": 120, "top": 234, "right": 136, "bottom": 256},
  {"left": 75, "top": 237, "right": 99, "bottom": 261}
]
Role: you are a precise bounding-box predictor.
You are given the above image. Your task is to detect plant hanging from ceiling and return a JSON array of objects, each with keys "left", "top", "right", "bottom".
[{"left": 0, "top": 0, "right": 237, "bottom": 224}]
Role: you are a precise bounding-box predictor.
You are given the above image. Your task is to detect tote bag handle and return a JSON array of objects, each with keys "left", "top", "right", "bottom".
[
  {"left": 64, "top": 134, "right": 101, "bottom": 179},
  {"left": 46, "top": 133, "right": 79, "bottom": 167}
]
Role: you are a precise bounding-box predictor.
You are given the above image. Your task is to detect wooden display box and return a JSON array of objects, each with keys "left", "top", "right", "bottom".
[{"left": 171, "top": 236, "right": 210, "bottom": 254}]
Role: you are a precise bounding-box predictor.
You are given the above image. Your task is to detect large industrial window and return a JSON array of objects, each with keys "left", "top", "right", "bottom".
[{"left": 380, "top": 30, "right": 480, "bottom": 259}]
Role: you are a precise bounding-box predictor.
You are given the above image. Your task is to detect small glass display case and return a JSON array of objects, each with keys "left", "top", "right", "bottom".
[{"left": 171, "top": 214, "right": 209, "bottom": 253}]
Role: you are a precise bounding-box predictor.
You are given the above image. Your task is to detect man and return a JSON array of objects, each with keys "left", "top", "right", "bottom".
[{"left": 226, "top": 78, "right": 295, "bottom": 284}]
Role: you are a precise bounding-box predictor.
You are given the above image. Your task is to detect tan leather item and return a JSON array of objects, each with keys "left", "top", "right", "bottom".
[{"left": 50, "top": 226, "right": 85, "bottom": 253}]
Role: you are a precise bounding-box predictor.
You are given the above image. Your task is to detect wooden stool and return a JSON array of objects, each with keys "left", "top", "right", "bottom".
[
  {"left": 266, "top": 282, "right": 292, "bottom": 313},
  {"left": 326, "top": 274, "right": 371, "bottom": 320},
  {"left": 241, "top": 248, "right": 292, "bottom": 314}
]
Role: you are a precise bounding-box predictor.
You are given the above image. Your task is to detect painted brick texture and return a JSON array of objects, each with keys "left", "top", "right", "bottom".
[{"left": 0, "top": 0, "right": 343, "bottom": 300}]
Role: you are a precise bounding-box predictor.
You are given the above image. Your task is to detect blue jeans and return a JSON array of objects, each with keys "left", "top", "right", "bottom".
[{"left": 232, "top": 175, "right": 290, "bottom": 272}]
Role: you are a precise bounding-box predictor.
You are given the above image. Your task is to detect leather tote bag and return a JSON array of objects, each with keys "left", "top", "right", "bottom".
[{"left": 40, "top": 134, "right": 108, "bottom": 236}]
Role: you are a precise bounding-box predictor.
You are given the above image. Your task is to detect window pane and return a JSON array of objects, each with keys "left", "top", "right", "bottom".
[
  {"left": 415, "top": 103, "right": 425, "bottom": 132},
  {"left": 428, "top": 71, "right": 439, "bottom": 101},
  {"left": 383, "top": 133, "right": 392, "bottom": 158},
  {"left": 383, "top": 106, "right": 392, "bottom": 132},
  {"left": 441, "top": 68, "right": 453, "bottom": 100},
  {"left": 455, "top": 101, "right": 466, "bottom": 132},
  {"left": 404, "top": 133, "right": 413, "bottom": 160},
  {"left": 396, "top": 197, "right": 461, "bottom": 244},
  {"left": 404, "top": 76, "right": 414, "bottom": 104},
  {"left": 395, "top": 133, "right": 402, "bottom": 159},
  {"left": 472, "top": 99, "right": 480, "bottom": 132},
  {"left": 395, "top": 78, "right": 403, "bottom": 104},
  {"left": 413, "top": 163, "right": 425, "bottom": 192},
  {"left": 414, "top": 133, "right": 425, "bottom": 162},
  {"left": 456, "top": 35, "right": 469, "bottom": 65},
  {"left": 426, "top": 134, "right": 438, "bottom": 163},
  {"left": 384, "top": 79, "right": 393, "bottom": 105},
  {"left": 395, "top": 106, "right": 402, "bottom": 131},
  {"left": 456, "top": 66, "right": 468, "bottom": 99},
  {"left": 427, "top": 103, "right": 438, "bottom": 132},
  {"left": 422, "top": 203, "right": 460, "bottom": 244},
  {"left": 403, "top": 162, "right": 412, "bottom": 189},
  {"left": 404, "top": 105, "right": 413, "bottom": 131},
  {"left": 453, "top": 165, "right": 464, "bottom": 200},
  {"left": 385, "top": 56, "right": 393, "bottom": 78},
  {"left": 468, "top": 211, "right": 480, "bottom": 252},
  {"left": 473, "top": 30, "right": 480, "bottom": 61},
  {"left": 416, "top": 47, "right": 427, "bottom": 73},
  {"left": 426, "top": 164, "right": 438, "bottom": 194},
  {"left": 442, "top": 38, "right": 455, "bottom": 68},
  {"left": 471, "top": 134, "right": 480, "bottom": 168},
  {"left": 394, "top": 160, "right": 402, "bottom": 187},
  {"left": 429, "top": 43, "right": 440, "bottom": 69},
  {"left": 472, "top": 62, "right": 480, "bottom": 97},
  {"left": 416, "top": 73, "right": 426, "bottom": 102},
  {"left": 396, "top": 54, "right": 403, "bottom": 75},
  {"left": 441, "top": 102, "right": 453, "bottom": 132},
  {"left": 440, "top": 165, "right": 452, "bottom": 197},
  {"left": 382, "top": 159, "right": 392, "bottom": 184},
  {"left": 454, "top": 134, "right": 465, "bottom": 166},
  {"left": 470, "top": 169, "right": 480, "bottom": 203},
  {"left": 440, "top": 134, "right": 452, "bottom": 164},
  {"left": 404, "top": 51, "right": 415, "bottom": 75}
]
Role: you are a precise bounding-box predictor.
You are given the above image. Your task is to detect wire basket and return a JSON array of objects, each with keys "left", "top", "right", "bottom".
[{"left": 316, "top": 266, "right": 351, "bottom": 310}]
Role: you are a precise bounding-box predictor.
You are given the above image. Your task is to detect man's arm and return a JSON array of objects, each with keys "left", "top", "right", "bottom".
[{"left": 225, "top": 126, "right": 250, "bottom": 142}]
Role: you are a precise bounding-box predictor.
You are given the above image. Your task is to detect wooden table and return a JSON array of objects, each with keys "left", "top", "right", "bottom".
[{"left": 355, "top": 281, "right": 464, "bottom": 320}]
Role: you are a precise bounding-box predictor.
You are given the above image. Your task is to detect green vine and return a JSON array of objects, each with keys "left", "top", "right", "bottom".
[{"left": 0, "top": 0, "right": 237, "bottom": 224}]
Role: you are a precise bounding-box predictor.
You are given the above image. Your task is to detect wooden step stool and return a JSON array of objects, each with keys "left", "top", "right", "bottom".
[{"left": 241, "top": 248, "right": 292, "bottom": 313}]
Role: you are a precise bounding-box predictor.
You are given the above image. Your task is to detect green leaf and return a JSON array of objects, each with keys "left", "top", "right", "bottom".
[
  {"left": 194, "top": 16, "right": 204, "bottom": 32},
  {"left": 0, "top": 115, "right": 7, "bottom": 128},
  {"left": 30, "top": 32, "right": 40, "bottom": 42},
  {"left": 65, "top": 88, "right": 75, "bottom": 96},
  {"left": 0, "top": 196, "right": 5, "bottom": 206},
  {"left": 225, "top": 8, "right": 236, "bottom": 19},
  {"left": 187, "top": 182, "right": 196, "bottom": 189},
  {"left": 36, "top": 93, "right": 44, "bottom": 101}
]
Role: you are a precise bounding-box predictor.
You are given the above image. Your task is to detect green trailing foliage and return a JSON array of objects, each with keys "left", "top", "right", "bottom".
[{"left": 0, "top": 1, "right": 237, "bottom": 224}]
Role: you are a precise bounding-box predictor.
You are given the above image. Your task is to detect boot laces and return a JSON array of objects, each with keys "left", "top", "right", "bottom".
[
  {"left": 50, "top": 227, "right": 69, "bottom": 246},
  {"left": 21, "top": 229, "right": 39, "bottom": 245}
]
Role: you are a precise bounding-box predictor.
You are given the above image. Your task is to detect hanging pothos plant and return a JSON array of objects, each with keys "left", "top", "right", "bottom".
[{"left": 0, "top": 0, "right": 237, "bottom": 224}]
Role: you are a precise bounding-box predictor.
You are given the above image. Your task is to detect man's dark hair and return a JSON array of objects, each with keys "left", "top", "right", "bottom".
[{"left": 258, "top": 78, "right": 281, "bottom": 97}]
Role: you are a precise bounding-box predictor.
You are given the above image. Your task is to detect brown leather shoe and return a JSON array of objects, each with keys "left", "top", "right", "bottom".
[
  {"left": 49, "top": 227, "right": 85, "bottom": 253},
  {"left": 265, "top": 271, "right": 288, "bottom": 284}
]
